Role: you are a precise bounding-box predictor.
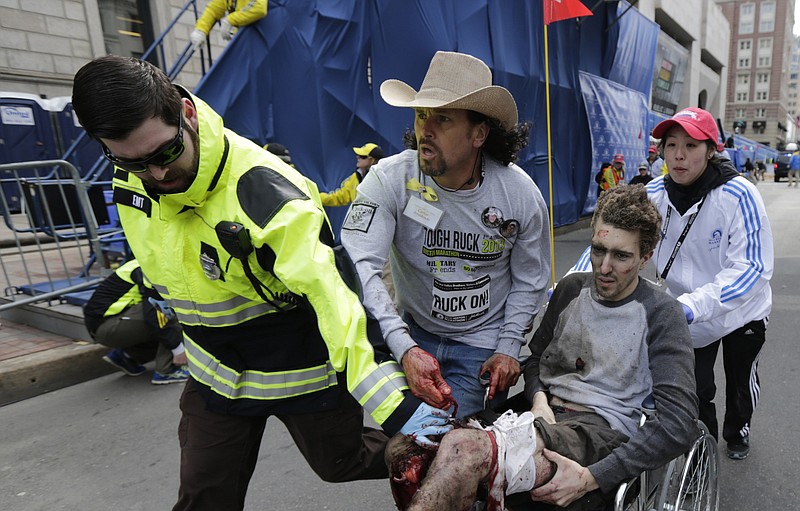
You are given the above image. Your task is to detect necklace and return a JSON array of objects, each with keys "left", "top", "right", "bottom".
[{"left": 432, "top": 152, "right": 484, "bottom": 192}]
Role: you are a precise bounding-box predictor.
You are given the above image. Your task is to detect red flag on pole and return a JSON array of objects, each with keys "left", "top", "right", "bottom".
[{"left": 543, "top": 0, "right": 593, "bottom": 25}]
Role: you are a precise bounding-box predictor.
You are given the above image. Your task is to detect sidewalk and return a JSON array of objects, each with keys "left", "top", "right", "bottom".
[
  {"left": 0, "top": 208, "right": 116, "bottom": 405},
  {"left": 0, "top": 312, "right": 113, "bottom": 406}
]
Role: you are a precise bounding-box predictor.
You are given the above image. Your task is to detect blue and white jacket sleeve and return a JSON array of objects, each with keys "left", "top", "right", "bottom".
[{"left": 678, "top": 180, "right": 773, "bottom": 323}]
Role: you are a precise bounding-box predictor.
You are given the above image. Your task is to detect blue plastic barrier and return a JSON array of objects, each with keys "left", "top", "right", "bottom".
[
  {"left": 0, "top": 92, "right": 60, "bottom": 212},
  {"left": 48, "top": 97, "right": 105, "bottom": 179}
]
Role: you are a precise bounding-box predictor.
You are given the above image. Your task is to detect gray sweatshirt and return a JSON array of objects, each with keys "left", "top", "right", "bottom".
[
  {"left": 340, "top": 149, "right": 550, "bottom": 360},
  {"left": 524, "top": 273, "right": 699, "bottom": 493}
]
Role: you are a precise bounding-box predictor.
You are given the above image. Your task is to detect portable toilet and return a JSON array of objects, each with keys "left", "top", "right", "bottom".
[
  {"left": 49, "top": 96, "right": 105, "bottom": 180},
  {"left": 0, "top": 92, "right": 59, "bottom": 212}
]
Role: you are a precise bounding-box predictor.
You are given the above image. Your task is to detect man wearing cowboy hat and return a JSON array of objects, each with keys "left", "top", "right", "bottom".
[{"left": 341, "top": 51, "right": 551, "bottom": 419}]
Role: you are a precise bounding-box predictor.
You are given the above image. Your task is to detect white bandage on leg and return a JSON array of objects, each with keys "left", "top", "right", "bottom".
[{"left": 488, "top": 410, "right": 538, "bottom": 494}]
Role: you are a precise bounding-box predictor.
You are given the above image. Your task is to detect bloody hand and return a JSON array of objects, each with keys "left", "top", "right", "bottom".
[
  {"left": 479, "top": 353, "right": 521, "bottom": 402},
  {"left": 401, "top": 347, "right": 453, "bottom": 410}
]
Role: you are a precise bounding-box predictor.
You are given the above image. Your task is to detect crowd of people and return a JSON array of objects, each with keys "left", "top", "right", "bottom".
[{"left": 72, "top": 41, "right": 773, "bottom": 510}]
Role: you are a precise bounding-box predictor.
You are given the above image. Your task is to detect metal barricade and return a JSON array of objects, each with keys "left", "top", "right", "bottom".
[{"left": 0, "top": 160, "right": 125, "bottom": 311}]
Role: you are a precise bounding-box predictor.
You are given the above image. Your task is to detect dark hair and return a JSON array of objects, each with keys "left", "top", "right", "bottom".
[
  {"left": 72, "top": 55, "right": 182, "bottom": 140},
  {"left": 402, "top": 110, "right": 530, "bottom": 165},
  {"left": 591, "top": 185, "right": 662, "bottom": 256}
]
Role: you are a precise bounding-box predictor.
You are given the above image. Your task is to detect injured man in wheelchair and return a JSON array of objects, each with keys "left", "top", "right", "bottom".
[{"left": 387, "top": 185, "right": 700, "bottom": 511}]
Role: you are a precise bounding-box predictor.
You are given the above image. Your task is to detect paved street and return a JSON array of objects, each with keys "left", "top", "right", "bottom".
[{"left": 1, "top": 180, "right": 798, "bottom": 510}]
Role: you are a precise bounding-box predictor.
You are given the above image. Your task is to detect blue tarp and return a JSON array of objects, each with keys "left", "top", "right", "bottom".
[
  {"left": 579, "top": 72, "right": 650, "bottom": 213},
  {"left": 608, "top": 1, "right": 660, "bottom": 99},
  {"left": 195, "top": 0, "right": 658, "bottom": 231}
]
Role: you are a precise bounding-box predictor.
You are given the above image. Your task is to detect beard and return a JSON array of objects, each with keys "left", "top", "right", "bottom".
[{"left": 417, "top": 139, "right": 447, "bottom": 177}]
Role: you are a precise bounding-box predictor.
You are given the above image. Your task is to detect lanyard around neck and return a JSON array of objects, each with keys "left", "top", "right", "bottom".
[{"left": 658, "top": 197, "right": 706, "bottom": 283}]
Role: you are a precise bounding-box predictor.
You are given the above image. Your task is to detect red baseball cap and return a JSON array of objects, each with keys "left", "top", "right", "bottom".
[
  {"left": 652, "top": 107, "right": 723, "bottom": 152},
  {"left": 613, "top": 153, "right": 625, "bottom": 163},
  {"left": 648, "top": 145, "right": 658, "bottom": 154}
]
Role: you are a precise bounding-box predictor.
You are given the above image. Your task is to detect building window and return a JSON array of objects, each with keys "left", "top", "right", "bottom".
[
  {"left": 757, "top": 72, "right": 770, "bottom": 84},
  {"left": 98, "top": 0, "right": 155, "bottom": 59},
  {"left": 758, "top": 38, "right": 772, "bottom": 50},
  {"left": 737, "top": 91, "right": 749, "bottom": 102},
  {"left": 755, "top": 108, "right": 766, "bottom": 118},
  {"left": 736, "top": 108, "right": 747, "bottom": 118},
  {"left": 739, "top": 40, "right": 752, "bottom": 51},
  {"left": 737, "top": 73, "right": 750, "bottom": 86},
  {"left": 739, "top": 2, "right": 755, "bottom": 34},
  {"left": 759, "top": 1, "right": 775, "bottom": 32},
  {"left": 738, "top": 57, "right": 751, "bottom": 68},
  {"left": 756, "top": 91, "right": 768, "bottom": 101},
  {"left": 757, "top": 55, "right": 772, "bottom": 67}
]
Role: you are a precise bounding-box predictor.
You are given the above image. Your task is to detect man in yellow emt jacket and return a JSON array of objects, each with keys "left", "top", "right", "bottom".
[
  {"left": 190, "top": 0, "right": 267, "bottom": 49},
  {"left": 320, "top": 143, "right": 385, "bottom": 207},
  {"left": 72, "top": 56, "right": 451, "bottom": 511}
]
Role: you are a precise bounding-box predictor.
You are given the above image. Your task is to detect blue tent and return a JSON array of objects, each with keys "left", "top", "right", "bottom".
[{"left": 194, "top": 0, "right": 659, "bottom": 231}]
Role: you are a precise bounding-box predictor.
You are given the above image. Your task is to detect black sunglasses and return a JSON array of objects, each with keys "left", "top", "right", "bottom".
[{"left": 101, "top": 114, "right": 185, "bottom": 173}]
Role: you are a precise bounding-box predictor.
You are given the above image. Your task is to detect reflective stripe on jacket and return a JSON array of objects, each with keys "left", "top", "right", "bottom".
[{"left": 600, "top": 165, "right": 624, "bottom": 190}]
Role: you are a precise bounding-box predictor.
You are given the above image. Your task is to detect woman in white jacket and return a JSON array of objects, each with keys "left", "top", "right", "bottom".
[{"left": 647, "top": 107, "right": 773, "bottom": 461}]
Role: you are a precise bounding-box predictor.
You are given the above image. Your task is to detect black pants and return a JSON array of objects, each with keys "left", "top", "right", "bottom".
[
  {"left": 694, "top": 319, "right": 767, "bottom": 444},
  {"left": 172, "top": 378, "right": 389, "bottom": 511}
]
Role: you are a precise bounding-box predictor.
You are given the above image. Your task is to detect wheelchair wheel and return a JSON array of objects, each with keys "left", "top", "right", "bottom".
[{"left": 657, "top": 421, "right": 719, "bottom": 511}]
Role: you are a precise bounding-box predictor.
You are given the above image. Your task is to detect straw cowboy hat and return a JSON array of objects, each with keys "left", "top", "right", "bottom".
[{"left": 380, "top": 51, "right": 518, "bottom": 129}]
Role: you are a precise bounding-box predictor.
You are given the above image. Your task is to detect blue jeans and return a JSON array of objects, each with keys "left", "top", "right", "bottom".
[{"left": 406, "top": 315, "right": 508, "bottom": 418}]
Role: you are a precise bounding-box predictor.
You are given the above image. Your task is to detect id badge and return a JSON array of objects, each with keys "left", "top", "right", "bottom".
[{"left": 402, "top": 195, "right": 443, "bottom": 230}]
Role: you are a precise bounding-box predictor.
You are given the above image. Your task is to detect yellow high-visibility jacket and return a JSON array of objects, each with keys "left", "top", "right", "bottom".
[
  {"left": 82, "top": 259, "right": 144, "bottom": 335},
  {"left": 111, "top": 87, "right": 418, "bottom": 432},
  {"left": 600, "top": 164, "right": 624, "bottom": 191},
  {"left": 320, "top": 171, "right": 364, "bottom": 207},
  {"left": 194, "top": 0, "right": 267, "bottom": 35}
]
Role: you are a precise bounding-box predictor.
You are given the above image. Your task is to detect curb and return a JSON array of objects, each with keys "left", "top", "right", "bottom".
[{"left": 0, "top": 342, "right": 115, "bottom": 406}]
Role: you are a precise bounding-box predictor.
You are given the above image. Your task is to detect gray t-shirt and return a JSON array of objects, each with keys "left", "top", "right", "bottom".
[
  {"left": 524, "top": 273, "right": 699, "bottom": 492},
  {"left": 340, "top": 149, "right": 550, "bottom": 360}
]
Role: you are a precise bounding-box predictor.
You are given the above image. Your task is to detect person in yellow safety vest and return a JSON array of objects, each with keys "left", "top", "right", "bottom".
[
  {"left": 83, "top": 259, "right": 189, "bottom": 385},
  {"left": 599, "top": 153, "right": 625, "bottom": 192},
  {"left": 72, "top": 56, "right": 452, "bottom": 511},
  {"left": 189, "top": 0, "right": 267, "bottom": 49},
  {"left": 320, "top": 143, "right": 385, "bottom": 207}
]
